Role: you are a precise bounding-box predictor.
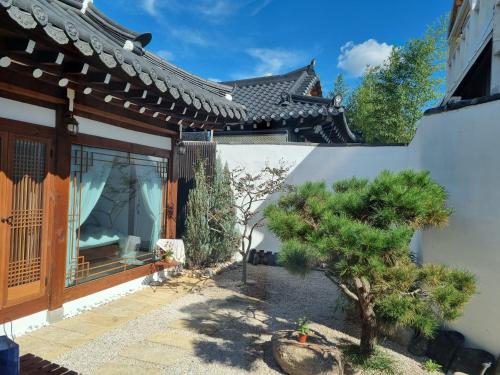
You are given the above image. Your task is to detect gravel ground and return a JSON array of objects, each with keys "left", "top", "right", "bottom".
[{"left": 55, "top": 264, "right": 428, "bottom": 374}]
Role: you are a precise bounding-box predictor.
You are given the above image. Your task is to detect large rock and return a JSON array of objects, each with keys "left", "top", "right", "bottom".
[
  {"left": 271, "top": 330, "right": 343, "bottom": 375},
  {"left": 447, "top": 348, "right": 496, "bottom": 375},
  {"left": 426, "top": 330, "right": 465, "bottom": 370}
]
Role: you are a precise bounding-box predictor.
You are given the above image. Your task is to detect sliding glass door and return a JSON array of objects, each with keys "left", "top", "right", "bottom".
[{"left": 66, "top": 145, "right": 168, "bottom": 287}]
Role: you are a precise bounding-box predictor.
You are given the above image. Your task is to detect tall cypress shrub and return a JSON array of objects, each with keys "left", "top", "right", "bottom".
[
  {"left": 209, "top": 159, "right": 238, "bottom": 263},
  {"left": 184, "top": 160, "right": 211, "bottom": 268}
]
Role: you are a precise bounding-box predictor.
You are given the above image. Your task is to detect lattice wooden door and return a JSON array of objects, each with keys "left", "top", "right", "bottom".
[{"left": 0, "top": 133, "right": 52, "bottom": 306}]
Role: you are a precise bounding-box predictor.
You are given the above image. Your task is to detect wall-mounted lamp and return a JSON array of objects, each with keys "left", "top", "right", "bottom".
[
  {"left": 65, "top": 114, "right": 79, "bottom": 136},
  {"left": 176, "top": 139, "right": 186, "bottom": 155},
  {"left": 65, "top": 88, "right": 79, "bottom": 135}
]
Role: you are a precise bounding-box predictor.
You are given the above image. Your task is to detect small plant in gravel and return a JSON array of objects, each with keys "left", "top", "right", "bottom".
[
  {"left": 296, "top": 317, "right": 310, "bottom": 343},
  {"left": 265, "top": 170, "right": 476, "bottom": 356},
  {"left": 342, "top": 344, "right": 397, "bottom": 375},
  {"left": 422, "top": 359, "right": 442, "bottom": 373}
]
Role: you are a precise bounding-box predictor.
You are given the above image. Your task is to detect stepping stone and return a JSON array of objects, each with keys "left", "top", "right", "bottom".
[
  {"left": 167, "top": 319, "right": 218, "bottom": 336},
  {"left": 120, "top": 343, "right": 190, "bottom": 366},
  {"left": 16, "top": 335, "right": 72, "bottom": 360},
  {"left": 146, "top": 332, "right": 199, "bottom": 351},
  {"left": 94, "top": 363, "right": 162, "bottom": 375},
  {"left": 27, "top": 325, "right": 88, "bottom": 348}
]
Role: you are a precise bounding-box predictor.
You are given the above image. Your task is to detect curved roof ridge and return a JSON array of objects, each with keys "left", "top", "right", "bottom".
[
  {"left": 143, "top": 52, "right": 234, "bottom": 96},
  {"left": 222, "top": 59, "right": 317, "bottom": 87}
]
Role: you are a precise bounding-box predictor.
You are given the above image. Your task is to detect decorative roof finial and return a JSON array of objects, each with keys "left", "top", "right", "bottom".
[{"left": 81, "top": 0, "right": 93, "bottom": 14}]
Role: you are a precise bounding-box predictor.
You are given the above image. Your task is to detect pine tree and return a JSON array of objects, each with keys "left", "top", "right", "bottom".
[
  {"left": 328, "top": 73, "right": 350, "bottom": 102},
  {"left": 184, "top": 160, "right": 211, "bottom": 268},
  {"left": 209, "top": 159, "right": 238, "bottom": 263},
  {"left": 265, "top": 170, "right": 476, "bottom": 356}
]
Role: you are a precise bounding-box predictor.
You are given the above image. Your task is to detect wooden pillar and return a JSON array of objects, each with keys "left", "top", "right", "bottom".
[
  {"left": 167, "top": 144, "right": 178, "bottom": 239},
  {"left": 48, "top": 107, "right": 71, "bottom": 311}
]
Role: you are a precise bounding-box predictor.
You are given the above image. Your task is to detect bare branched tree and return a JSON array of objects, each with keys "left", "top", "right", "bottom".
[{"left": 226, "top": 160, "right": 291, "bottom": 284}]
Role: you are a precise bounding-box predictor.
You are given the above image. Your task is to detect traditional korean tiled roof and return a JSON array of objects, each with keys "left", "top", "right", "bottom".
[
  {"left": 221, "top": 60, "right": 359, "bottom": 143},
  {"left": 0, "top": 0, "right": 246, "bottom": 123},
  {"left": 222, "top": 60, "right": 321, "bottom": 123}
]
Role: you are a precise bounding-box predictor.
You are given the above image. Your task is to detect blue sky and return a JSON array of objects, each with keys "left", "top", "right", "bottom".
[{"left": 98, "top": 0, "right": 451, "bottom": 92}]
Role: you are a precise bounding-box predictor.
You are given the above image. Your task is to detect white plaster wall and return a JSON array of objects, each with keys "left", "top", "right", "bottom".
[
  {"left": 76, "top": 116, "right": 172, "bottom": 150},
  {"left": 411, "top": 100, "right": 500, "bottom": 356},
  {"left": 217, "top": 144, "right": 408, "bottom": 252},
  {"left": 0, "top": 96, "right": 55, "bottom": 127}
]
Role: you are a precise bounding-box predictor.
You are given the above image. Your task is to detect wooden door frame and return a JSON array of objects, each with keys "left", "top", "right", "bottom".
[
  {"left": 2, "top": 131, "right": 55, "bottom": 307},
  {"left": 0, "top": 130, "right": 9, "bottom": 308}
]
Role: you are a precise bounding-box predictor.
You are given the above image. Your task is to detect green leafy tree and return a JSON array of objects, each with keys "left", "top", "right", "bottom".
[
  {"left": 209, "top": 158, "right": 238, "bottom": 263},
  {"left": 265, "top": 170, "right": 476, "bottom": 356},
  {"left": 328, "top": 73, "right": 350, "bottom": 102},
  {"left": 348, "top": 17, "right": 448, "bottom": 144},
  {"left": 184, "top": 160, "right": 211, "bottom": 268}
]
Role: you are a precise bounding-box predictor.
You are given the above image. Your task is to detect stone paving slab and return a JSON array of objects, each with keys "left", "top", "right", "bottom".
[
  {"left": 27, "top": 325, "right": 90, "bottom": 348},
  {"left": 146, "top": 331, "right": 201, "bottom": 351},
  {"left": 93, "top": 362, "right": 162, "bottom": 375},
  {"left": 119, "top": 342, "right": 191, "bottom": 366},
  {"left": 16, "top": 335, "right": 73, "bottom": 360}
]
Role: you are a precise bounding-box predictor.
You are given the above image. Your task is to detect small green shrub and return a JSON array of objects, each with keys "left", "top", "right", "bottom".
[
  {"left": 342, "top": 345, "right": 397, "bottom": 375},
  {"left": 423, "top": 359, "right": 442, "bottom": 373},
  {"left": 296, "top": 317, "right": 310, "bottom": 335}
]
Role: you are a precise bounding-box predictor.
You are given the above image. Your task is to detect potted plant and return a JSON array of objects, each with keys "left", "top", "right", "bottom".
[
  {"left": 297, "top": 317, "right": 310, "bottom": 344},
  {"left": 162, "top": 250, "right": 174, "bottom": 263}
]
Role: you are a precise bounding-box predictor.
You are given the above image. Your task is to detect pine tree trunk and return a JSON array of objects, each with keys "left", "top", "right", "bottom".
[
  {"left": 354, "top": 277, "right": 377, "bottom": 356},
  {"left": 359, "top": 309, "right": 377, "bottom": 356}
]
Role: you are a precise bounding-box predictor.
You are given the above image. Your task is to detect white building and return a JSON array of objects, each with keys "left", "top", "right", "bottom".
[{"left": 446, "top": 0, "right": 500, "bottom": 102}]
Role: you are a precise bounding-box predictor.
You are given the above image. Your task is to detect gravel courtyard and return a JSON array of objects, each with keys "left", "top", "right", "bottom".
[{"left": 17, "top": 265, "right": 427, "bottom": 374}]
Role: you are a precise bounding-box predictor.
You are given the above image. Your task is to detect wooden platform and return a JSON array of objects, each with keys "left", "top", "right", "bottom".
[{"left": 20, "top": 353, "right": 77, "bottom": 375}]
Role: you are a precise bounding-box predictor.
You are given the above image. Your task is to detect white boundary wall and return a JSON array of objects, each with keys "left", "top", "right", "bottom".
[
  {"left": 409, "top": 100, "right": 500, "bottom": 355},
  {"left": 218, "top": 100, "right": 500, "bottom": 356},
  {"left": 217, "top": 144, "right": 409, "bottom": 256}
]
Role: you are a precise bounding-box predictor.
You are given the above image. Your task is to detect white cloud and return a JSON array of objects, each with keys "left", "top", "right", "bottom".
[
  {"left": 141, "top": 0, "right": 157, "bottom": 16},
  {"left": 170, "top": 28, "right": 211, "bottom": 47},
  {"left": 194, "top": 0, "right": 234, "bottom": 17},
  {"left": 250, "top": 0, "right": 273, "bottom": 16},
  {"left": 157, "top": 50, "right": 174, "bottom": 61},
  {"left": 246, "top": 48, "right": 304, "bottom": 77},
  {"left": 337, "top": 39, "right": 393, "bottom": 77}
]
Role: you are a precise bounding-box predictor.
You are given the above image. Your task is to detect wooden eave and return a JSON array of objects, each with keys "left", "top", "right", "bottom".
[{"left": 0, "top": 0, "right": 247, "bottom": 130}]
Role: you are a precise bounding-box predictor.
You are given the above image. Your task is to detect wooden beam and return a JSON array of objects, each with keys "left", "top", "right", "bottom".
[
  {"left": 35, "top": 51, "right": 64, "bottom": 65},
  {"left": 109, "top": 81, "right": 131, "bottom": 92},
  {"left": 127, "top": 89, "right": 147, "bottom": 99},
  {"left": 87, "top": 72, "right": 111, "bottom": 84},
  {"left": 0, "top": 81, "right": 65, "bottom": 105},
  {"left": 74, "top": 102, "right": 178, "bottom": 137},
  {"left": 5, "top": 38, "right": 36, "bottom": 54},
  {"left": 63, "top": 62, "right": 89, "bottom": 75}
]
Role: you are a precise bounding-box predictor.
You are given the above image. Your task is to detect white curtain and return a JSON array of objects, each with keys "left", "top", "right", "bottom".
[
  {"left": 66, "top": 147, "right": 113, "bottom": 286},
  {"left": 135, "top": 159, "right": 164, "bottom": 251}
]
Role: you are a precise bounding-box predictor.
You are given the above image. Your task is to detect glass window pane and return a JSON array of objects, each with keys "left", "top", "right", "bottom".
[{"left": 66, "top": 145, "right": 167, "bottom": 287}]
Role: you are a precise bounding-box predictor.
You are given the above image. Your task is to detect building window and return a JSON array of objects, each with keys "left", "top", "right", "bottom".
[
  {"left": 66, "top": 145, "right": 168, "bottom": 287},
  {"left": 452, "top": 40, "right": 492, "bottom": 100}
]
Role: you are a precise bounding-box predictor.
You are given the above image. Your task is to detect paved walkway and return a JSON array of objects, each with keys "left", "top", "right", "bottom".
[{"left": 16, "top": 265, "right": 427, "bottom": 374}]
